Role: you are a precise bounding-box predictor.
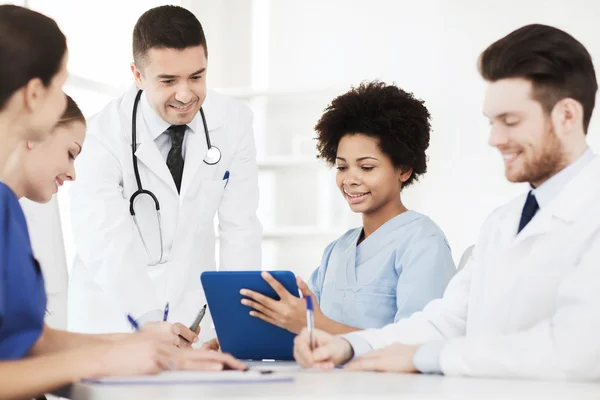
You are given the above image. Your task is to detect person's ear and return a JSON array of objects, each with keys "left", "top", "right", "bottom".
[
  {"left": 22, "top": 77, "right": 45, "bottom": 113},
  {"left": 398, "top": 167, "right": 413, "bottom": 184},
  {"left": 551, "top": 97, "right": 583, "bottom": 138},
  {"left": 131, "top": 62, "right": 145, "bottom": 89}
]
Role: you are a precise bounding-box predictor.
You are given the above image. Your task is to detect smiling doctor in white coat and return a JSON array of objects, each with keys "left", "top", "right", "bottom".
[
  {"left": 68, "top": 5, "right": 261, "bottom": 342},
  {"left": 293, "top": 24, "right": 600, "bottom": 381}
]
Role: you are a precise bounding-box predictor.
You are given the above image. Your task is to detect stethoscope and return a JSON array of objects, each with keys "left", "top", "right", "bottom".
[{"left": 129, "top": 89, "right": 221, "bottom": 265}]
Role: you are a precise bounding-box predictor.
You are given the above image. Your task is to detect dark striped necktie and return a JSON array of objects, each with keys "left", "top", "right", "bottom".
[{"left": 166, "top": 125, "right": 186, "bottom": 193}]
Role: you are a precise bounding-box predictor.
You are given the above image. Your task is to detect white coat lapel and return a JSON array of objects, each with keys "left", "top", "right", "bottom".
[
  {"left": 180, "top": 90, "right": 226, "bottom": 198},
  {"left": 511, "top": 156, "right": 600, "bottom": 247},
  {"left": 134, "top": 136, "right": 177, "bottom": 193},
  {"left": 510, "top": 206, "right": 554, "bottom": 247},
  {"left": 122, "top": 86, "right": 178, "bottom": 194},
  {"left": 494, "top": 196, "right": 525, "bottom": 247},
  {"left": 551, "top": 156, "right": 600, "bottom": 222},
  {"left": 486, "top": 157, "right": 600, "bottom": 299},
  {"left": 179, "top": 123, "right": 209, "bottom": 198}
]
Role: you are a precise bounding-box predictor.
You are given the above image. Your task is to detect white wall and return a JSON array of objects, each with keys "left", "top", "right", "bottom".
[
  {"left": 13, "top": 0, "right": 600, "bottom": 287},
  {"left": 430, "top": 0, "right": 600, "bottom": 258},
  {"left": 192, "top": 0, "right": 600, "bottom": 276}
]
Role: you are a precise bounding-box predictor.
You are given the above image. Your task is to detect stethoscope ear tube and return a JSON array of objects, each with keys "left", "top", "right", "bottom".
[
  {"left": 131, "top": 90, "right": 144, "bottom": 192},
  {"left": 199, "top": 107, "right": 222, "bottom": 165},
  {"left": 130, "top": 189, "right": 161, "bottom": 215},
  {"left": 128, "top": 89, "right": 219, "bottom": 266}
]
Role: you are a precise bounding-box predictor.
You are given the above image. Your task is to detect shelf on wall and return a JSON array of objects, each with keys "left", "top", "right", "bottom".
[
  {"left": 262, "top": 226, "right": 341, "bottom": 238},
  {"left": 212, "top": 86, "right": 347, "bottom": 99},
  {"left": 66, "top": 73, "right": 126, "bottom": 97},
  {"left": 257, "top": 156, "right": 327, "bottom": 168},
  {"left": 215, "top": 226, "right": 341, "bottom": 239}
]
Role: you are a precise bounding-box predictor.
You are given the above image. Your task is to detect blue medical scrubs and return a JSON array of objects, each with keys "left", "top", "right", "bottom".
[
  {"left": 308, "top": 211, "right": 455, "bottom": 329},
  {"left": 0, "top": 181, "right": 47, "bottom": 360}
]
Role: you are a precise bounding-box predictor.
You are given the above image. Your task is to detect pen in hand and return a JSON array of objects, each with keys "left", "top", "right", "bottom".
[
  {"left": 306, "top": 295, "right": 315, "bottom": 351},
  {"left": 189, "top": 304, "right": 207, "bottom": 333},
  {"left": 127, "top": 314, "right": 140, "bottom": 331},
  {"left": 127, "top": 304, "right": 206, "bottom": 343},
  {"left": 179, "top": 304, "right": 207, "bottom": 343},
  {"left": 128, "top": 302, "right": 169, "bottom": 332},
  {"left": 163, "top": 302, "right": 169, "bottom": 322}
]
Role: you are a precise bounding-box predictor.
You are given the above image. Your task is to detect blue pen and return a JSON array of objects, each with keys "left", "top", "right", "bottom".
[
  {"left": 306, "top": 295, "right": 315, "bottom": 351},
  {"left": 163, "top": 302, "right": 169, "bottom": 321},
  {"left": 127, "top": 314, "right": 140, "bottom": 331},
  {"left": 223, "top": 171, "right": 230, "bottom": 187}
]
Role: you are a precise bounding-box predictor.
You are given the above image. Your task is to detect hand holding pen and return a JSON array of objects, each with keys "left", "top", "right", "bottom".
[
  {"left": 306, "top": 295, "right": 316, "bottom": 351},
  {"left": 163, "top": 302, "right": 204, "bottom": 344},
  {"left": 292, "top": 295, "right": 353, "bottom": 368},
  {"left": 127, "top": 303, "right": 204, "bottom": 347},
  {"left": 293, "top": 326, "right": 353, "bottom": 369}
]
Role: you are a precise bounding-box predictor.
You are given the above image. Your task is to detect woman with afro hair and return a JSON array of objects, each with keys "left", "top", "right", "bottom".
[{"left": 241, "top": 81, "right": 456, "bottom": 335}]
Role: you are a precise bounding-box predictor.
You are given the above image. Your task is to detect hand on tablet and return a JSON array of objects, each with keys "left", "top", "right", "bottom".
[{"left": 240, "top": 272, "right": 323, "bottom": 334}]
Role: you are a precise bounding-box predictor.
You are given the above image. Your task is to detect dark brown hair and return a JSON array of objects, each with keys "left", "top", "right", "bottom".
[
  {"left": 56, "top": 95, "right": 85, "bottom": 129},
  {"left": 132, "top": 5, "right": 207, "bottom": 66},
  {"left": 479, "top": 24, "right": 597, "bottom": 133},
  {"left": 0, "top": 5, "right": 67, "bottom": 110}
]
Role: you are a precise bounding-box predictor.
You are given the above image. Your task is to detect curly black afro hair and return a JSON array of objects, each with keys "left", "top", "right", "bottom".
[{"left": 315, "top": 81, "right": 431, "bottom": 188}]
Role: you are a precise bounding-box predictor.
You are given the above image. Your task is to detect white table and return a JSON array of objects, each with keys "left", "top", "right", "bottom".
[{"left": 68, "top": 362, "right": 600, "bottom": 400}]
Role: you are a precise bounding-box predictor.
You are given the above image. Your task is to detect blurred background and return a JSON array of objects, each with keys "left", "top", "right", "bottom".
[{"left": 5, "top": 0, "right": 600, "bottom": 327}]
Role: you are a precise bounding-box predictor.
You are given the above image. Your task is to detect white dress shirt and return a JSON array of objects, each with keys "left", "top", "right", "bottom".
[{"left": 140, "top": 91, "right": 199, "bottom": 161}]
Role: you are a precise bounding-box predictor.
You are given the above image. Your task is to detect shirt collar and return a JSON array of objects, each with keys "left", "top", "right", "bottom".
[
  {"left": 140, "top": 91, "right": 199, "bottom": 141},
  {"left": 532, "top": 147, "right": 596, "bottom": 208}
]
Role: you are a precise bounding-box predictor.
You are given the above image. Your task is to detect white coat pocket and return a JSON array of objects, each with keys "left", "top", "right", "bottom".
[{"left": 196, "top": 179, "right": 226, "bottom": 225}]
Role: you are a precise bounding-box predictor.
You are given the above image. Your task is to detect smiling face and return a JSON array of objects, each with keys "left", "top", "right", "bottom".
[
  {"left": 132, "top": 45, "right": 207, "bottom": 126},
  {"left": 16, "top": 120, "right": 85, "bottom": 202},
  {"left": 484, "top": 78, "right": 570, "bottom": 187},
  {"left": 335, "top": 134, "right": 411, "bottom": 215}
]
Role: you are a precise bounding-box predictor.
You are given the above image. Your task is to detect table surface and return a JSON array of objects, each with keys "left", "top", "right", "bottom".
[{"left": 68, "top": 361, "right": 600, "bottom": 400}]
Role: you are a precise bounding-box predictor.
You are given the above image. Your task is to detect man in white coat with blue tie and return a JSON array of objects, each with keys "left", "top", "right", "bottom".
[
  {"left": 293, "top": 24, "right": 600, "bottom": 381},
  {"left": 68, "top": 5, "right": 261, "bottom": 345}
]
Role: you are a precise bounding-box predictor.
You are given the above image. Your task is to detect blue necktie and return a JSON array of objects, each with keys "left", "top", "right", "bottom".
[
  {"left": 166, "top": 125, "right": 186, "bottom": 193},
  {"left": 517, "top": 191, "right": 539, "bottom": 234}
]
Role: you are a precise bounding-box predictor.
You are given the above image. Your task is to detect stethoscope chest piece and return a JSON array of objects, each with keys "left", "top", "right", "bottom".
[
  {"left": 129, "top": 89, "right": 222, "bottom": 265},
  {"left": 204, "top": 146, "right": 222, "bottom": 165}
]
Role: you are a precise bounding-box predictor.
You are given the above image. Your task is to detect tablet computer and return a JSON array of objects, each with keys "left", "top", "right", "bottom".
[{"left": 200, "top": 271, "right": 300, "bottom": 361}]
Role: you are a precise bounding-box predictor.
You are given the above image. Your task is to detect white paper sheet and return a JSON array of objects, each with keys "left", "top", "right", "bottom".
[{"left": 83, "top": 370, "right": 294, "bottom": 385}]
